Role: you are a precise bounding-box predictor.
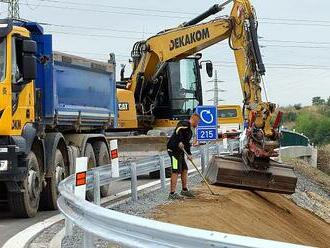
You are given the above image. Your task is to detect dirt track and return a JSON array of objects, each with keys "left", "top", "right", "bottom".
[{"left": 150, "top": 185, "right": 330, "bottom": 247}]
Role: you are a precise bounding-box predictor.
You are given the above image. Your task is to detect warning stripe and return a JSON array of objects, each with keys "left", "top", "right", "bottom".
[
  {"left": 76, "top": 171, "right": 86, "bottom": 186},
  {"left": 111, "top": 149, "right": 118, "bottom": 159}
]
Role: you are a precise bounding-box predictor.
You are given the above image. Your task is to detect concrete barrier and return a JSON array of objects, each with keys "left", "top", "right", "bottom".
[{"left": 278, "top": 146, "right": 318, "bottom": 167}]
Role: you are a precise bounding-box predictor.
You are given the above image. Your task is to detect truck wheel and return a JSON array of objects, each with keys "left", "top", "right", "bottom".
[
  {"left": 40, "top": 149, "right": 67, "bottom": 210},
  {"left": 8, "top": 151, "right": 41, "bottom": 218},
  {"left": 94, "top": 141, "right": 111, "bottom": 197},
  {"left": 85, "top": 143, "right": 96, "bottom": 201}
]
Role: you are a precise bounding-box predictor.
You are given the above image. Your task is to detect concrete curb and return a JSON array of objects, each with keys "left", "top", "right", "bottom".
[{"left": 2, "top": 214, "right": 64, "bottom": 248}]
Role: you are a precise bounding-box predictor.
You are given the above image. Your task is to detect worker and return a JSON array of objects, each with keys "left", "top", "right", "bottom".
[{"left": 167, "top": 113, "right": 200, "bottom": 200}]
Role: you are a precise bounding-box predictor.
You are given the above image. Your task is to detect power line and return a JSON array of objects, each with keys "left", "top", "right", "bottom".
[
  {"left": 263, "top": 39, "right": 330, "bottom": 45},
  {"left": 41, "top": 22, "right": 330, "bottom": 46},
  {"left": 40, "top": 22, "right": 154, "bottom": 35},
  {"left": 261, "top": 44, "right": 330, "bottom": 49},
  {"left": 49, "top": 30, "right": 141, "bottom": 40},
  {"left": 47, "top": 29, "right": 330, "bottom": 50},
  {"left": 214, "top": 64, "right": 330, "bottom": 71},
  {"left": 39, "top": 0, "right": 194, "bottom": 15},
  {"left": 20, "top": 1, "right": 330, "bottom": 28},
  {"left": 20, "top": 2, "right": 188, "bottom": 19},
  {"left": 27, "top": 0, "right": 330, "bottom": 25},
  {"left": 260, "top": 17, "right": 330, "bottom": 24},
  {"left": 213, "top": 61, "right": 330, "bottom": 68}
]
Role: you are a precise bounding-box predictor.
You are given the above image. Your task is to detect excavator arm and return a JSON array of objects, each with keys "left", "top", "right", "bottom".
[
  {"left": 121, "top": 0, "right": 297, "bottom": 194},
  {"left": 128, "top": 0, "right": 281, "bottom": 164}
]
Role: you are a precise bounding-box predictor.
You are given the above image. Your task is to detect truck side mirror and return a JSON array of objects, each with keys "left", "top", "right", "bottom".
[
  {"left": 23, "top": 39, "right": 37, "bottom": 54},
  {"left": 22, "top": 40, "right": 37, "bottom": 82},
  {"left": 206, "top": 62, "right": 213, "bottom": 78},
  {"left": 22, "top": 55, "right": 37, "bottom": 81}
]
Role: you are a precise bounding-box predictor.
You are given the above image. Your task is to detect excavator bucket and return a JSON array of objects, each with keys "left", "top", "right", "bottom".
[{"left": 205, "top": 156, "right": 297, "bottom": 194}]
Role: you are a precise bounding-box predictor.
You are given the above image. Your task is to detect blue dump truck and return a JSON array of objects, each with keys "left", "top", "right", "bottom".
[{"left": 0, "top": 19, "right": 117, "bottom": 217}]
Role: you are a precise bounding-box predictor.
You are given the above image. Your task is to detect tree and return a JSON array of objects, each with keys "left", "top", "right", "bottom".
[
  {"left": 312, "top": 96, "right": 325, "bottom": 106},
  {"left": 293, "top": 104, "right": 302, "bottom": 110},
  {"left": 327, "top": 96, "right": 330, "bottom": 106}
]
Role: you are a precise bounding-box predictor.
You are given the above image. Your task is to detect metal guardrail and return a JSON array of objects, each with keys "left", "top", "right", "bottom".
[{"left": 58, "top": 141, "right": 305, "bottom": 248}]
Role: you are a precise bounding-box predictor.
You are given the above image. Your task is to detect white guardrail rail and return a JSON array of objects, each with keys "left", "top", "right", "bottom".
[{"left": 58, "top": 141, "right": 307, "bottom": 248}]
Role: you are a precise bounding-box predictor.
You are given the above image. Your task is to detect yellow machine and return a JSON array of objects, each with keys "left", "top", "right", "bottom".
[
  {"left": 217, "top": 105, "right": 243, "bottom": 138},
  {"left": 118, "top": 0, "right": 297, "bottom": 194}
]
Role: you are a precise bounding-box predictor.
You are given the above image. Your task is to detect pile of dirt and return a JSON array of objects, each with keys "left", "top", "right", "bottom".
[{"left": 150, "top": 185, "right": 330, "bottom": 247}]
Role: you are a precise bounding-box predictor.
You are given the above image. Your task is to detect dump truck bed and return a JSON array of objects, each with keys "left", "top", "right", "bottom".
[{"left": 205, "top": 156, "right": 297, "bottom": 194}]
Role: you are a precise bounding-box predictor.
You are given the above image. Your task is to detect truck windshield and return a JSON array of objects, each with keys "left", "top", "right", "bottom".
[
  {"left": 169, "top": 59, "right": 200, "bottom": 116},
  {"left": 218, "top": 109, "right": 238, "bottom": 118},
  {"left": 0, "top": 38, "right": 6, "bottom": 82}
]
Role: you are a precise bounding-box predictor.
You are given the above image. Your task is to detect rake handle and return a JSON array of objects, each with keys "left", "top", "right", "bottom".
[{"left": 182, "top": 148, "right": 216, "bottom": 195}]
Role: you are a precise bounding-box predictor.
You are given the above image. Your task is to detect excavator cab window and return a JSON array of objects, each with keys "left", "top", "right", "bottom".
[{"left": 168, "top": 59, "right": 201, "bottom": 117}]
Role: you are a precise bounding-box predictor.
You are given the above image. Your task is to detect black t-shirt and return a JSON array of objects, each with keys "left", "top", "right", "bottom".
[{"left": 167, "top": 120, "right": 193, "bottom": 155}]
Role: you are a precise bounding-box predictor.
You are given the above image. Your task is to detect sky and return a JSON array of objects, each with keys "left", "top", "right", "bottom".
[{"left": 1, "top": 0, "right": 330, "bottom": 106}]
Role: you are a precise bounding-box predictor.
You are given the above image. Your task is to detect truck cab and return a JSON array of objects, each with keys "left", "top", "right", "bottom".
[{"left": 217, "top": 105, "right": 243, "bottom": 139}]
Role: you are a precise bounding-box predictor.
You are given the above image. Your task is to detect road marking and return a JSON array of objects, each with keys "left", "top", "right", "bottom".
[{"left": 2, "top": 214, "right": 64, "bottom": 248}]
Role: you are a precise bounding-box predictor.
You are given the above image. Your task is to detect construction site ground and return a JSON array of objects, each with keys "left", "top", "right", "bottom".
[{"left": 149, "top": 161, "right": 330, "bottom": 248}]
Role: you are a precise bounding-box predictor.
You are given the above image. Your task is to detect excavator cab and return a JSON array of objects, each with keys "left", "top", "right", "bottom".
[{"left": 153, "top": 57, "right": 203, "bottom": 123}]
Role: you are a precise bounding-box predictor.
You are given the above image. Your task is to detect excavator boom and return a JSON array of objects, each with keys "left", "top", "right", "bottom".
[{"left": 120, "top": 0, "right": 297, "bottom": 194}]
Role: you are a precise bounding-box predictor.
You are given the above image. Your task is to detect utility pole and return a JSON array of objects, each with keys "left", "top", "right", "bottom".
[
  {"left": 0, "top": 0, "right": 20, "bottom": 19},
  {"left": 207, "top": 70, "right": 225, "bottom": 106}
]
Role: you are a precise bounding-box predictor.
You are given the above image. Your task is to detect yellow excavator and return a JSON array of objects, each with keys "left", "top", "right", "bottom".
[{"left": 116, "top": 0, "right": 297, "bottom": 194}]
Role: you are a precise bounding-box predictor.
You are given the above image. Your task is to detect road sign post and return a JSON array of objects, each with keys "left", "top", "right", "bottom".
[{"left": 196, "top": 106, "right": 218, "bottom": 142}]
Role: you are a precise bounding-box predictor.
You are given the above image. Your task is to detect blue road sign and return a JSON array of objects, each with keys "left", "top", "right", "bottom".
[
  {"left": 196, "top": 106, "right": 218, "bottom": 141},
  {"left": 196, "top": 128, "right": 218, "bottom": 141}
]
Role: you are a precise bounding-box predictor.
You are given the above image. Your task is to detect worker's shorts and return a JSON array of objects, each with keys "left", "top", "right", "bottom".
[{"left": 168, "top": 150, "right": 188, "bottom": 174}]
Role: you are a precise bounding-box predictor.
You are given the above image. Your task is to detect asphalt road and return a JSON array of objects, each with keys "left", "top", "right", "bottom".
[{"left": 0, "top": 175, "right": 155, "bottom": 247}]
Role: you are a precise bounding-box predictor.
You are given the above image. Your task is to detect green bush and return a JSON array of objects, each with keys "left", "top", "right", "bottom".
[
  {"left": 295, "top": 111, "right": 330, "bottom": 145},
  {"left": 282, "top": 111, "right": 297, "bottom": 123}
]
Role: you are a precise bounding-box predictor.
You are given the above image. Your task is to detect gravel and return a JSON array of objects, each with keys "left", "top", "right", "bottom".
[
  {"left": 29, "top": 220, "right": 65, "bottom": 248},
  {"left": 60, "top": 174, "right": 202, "bottom": 248},
  {"left": 287, "top": 171, "right": 330, "bottom": 222}
]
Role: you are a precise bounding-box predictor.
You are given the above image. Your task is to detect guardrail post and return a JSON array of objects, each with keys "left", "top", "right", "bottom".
[
  {"left": 159, "top": 154, "right": 166, "bottom": 192},
  {"left": 200, "top": 146, "right": 206, "bottom": 174},
  {"left": 217, "top": 142, "right": 222, "bottom": 156},
  {"left": 83, "top": 230, "right": 94, "bottom": 248},
  {"left": 130, "top": 162, "right": 138, "bottom": 202},
  {"left": 229, "top": 140, "right": 233, "bottom": 155},
  {"left": 206, "top": 142, "right": 210, "bottom": 165},
  {"left": 93, "top": 170, "right": 101, "bottom": 206}
]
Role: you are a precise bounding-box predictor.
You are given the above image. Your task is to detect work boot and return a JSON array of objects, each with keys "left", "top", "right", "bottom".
[
  {"left": 168, "top": 192, "right": 184, "bottom": 200},
  {"left": 180, "top": 189, "right": 195, "bottom": 198}
]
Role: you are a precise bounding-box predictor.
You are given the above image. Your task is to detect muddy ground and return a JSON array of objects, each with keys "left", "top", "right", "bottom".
[{"left": 150, "top": 185, "right": 330, "bottom": 247}]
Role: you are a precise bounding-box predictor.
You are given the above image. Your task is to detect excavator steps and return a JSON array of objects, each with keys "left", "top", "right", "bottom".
[{"left": 205, "top": 156, "right": 297, "bottom": 194}]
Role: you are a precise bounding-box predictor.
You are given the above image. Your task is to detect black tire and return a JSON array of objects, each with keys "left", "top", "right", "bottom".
[
  {"left": 149, "top": 167, "right": 172, "bottom": 179},
  {"left": 94, "top": 141, "right": 111, "bottom": 197},
  {"left": 8, "top": 151, "right": 41, "bottom": 218},
  {"left": 40, "top": 149, "right": 67, "bottom": 210},
  {"left": 85, "top": 143, "right": 96, "bottom": 201}
]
